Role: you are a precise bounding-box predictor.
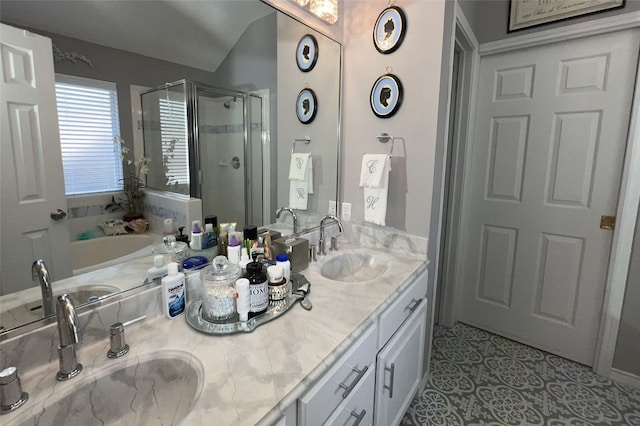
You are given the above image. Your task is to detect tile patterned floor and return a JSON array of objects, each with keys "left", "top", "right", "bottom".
[{"left": 401, "top": 323, "right": 640, "bottom": 426}]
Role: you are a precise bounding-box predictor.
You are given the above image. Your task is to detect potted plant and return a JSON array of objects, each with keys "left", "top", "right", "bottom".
[{"left": 114, "top": 137, "right": 151, "bottom": 222}]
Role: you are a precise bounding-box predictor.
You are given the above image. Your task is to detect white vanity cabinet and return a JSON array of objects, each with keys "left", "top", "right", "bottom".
[
  {"left": 297, "top": 268, "right": 429, "bottom": 426},
  {"left": 374, "top": 299, "right": 428, "bottom": 425}
]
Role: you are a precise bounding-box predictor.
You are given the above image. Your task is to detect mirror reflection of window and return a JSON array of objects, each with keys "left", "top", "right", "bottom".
[
  {"left": 55, "top": 74, "right": 123, "bottom": 195},
  {"left": 158, "top": 98, "right": 189, "bottom": 190}
]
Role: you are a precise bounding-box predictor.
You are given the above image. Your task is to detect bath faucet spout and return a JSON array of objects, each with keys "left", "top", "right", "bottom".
[
  {"left": 276, "top": 207, "right": 298, "bottom": 235},
  {"left": 32, "top": 259, "right": 54, "bottom": 317},
  {"left": 318, "top": 214, "right": 344, "bottom": 256},
  {"left": 56, "top": 294, "right": 82, "bottom": 381}
]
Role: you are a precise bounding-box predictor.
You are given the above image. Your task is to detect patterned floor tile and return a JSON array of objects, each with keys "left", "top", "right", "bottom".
[{"left": 401, "top": 323, "right": 640, "bottom": 426}]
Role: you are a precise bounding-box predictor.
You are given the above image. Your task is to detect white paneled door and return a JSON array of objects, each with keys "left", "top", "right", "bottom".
[
  {"left": 1, "top": 24, "right": 72, "bottom": 296},
  {"left": 458, "top": 30, "right": 639, "bottom": 366}
]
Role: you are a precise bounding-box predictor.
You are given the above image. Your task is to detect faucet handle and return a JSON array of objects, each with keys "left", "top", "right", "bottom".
[
  {"left": 330, "top": 235, "right": 339, "bottom": 251},
  {"left": 107, "top": 315, "right": 146, "bottom": 359},
  {"left": 0, "top": 366, "right": 29, "bottom": 413}
]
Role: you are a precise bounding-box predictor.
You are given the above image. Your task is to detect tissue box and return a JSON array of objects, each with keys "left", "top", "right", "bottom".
[{"left": 272, "top": 237, "right": 309, "bottom": 272}]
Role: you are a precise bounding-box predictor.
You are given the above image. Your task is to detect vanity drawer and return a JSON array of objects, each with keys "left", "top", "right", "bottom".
[
  {"left": 323, "top": 365, "right": 375, "bottom": 426},
  {"left": 298, "top": 323, "right": 377, "bottom": 426},
  {"left": 377, "top": 269, "right": 427, "bottom": 348}
]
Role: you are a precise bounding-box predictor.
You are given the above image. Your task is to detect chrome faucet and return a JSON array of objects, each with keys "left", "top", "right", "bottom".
[
  {"left": 318, "top": 214, "right": 344, "bottom": 256},
  {"left": 55, "top": 294, "right": 83, "bottom": 381},
  {"left": 276, "top": 207, "right": 298, "bottom": 234},
  {"left": 32, "top": 259, "right": 54, "bottom": 317}
]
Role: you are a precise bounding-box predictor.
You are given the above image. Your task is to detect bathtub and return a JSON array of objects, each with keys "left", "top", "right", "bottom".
[{"left": 71, "top": 233, "right": 160, "bottom": 275}]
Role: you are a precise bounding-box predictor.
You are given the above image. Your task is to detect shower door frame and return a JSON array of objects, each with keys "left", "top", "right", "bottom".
[{"left": 142, "top": 79, "right": 264, "bottom": 226}]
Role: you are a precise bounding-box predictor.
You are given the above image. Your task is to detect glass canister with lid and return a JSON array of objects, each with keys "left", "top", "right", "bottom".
[
  {"left": 200, "top": 255, "right": 240, "bottom": 322},
  {"left": 152, "top": 235, "right": 189, "bottom": 269}
]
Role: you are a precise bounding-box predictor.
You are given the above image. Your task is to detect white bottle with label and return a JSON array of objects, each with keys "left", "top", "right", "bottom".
[
  {"left": 235, "top": 278, "right": 250, "bottom": 322},
  {"left": 161, "top": 262, "right": 186, "bottom": 319}
]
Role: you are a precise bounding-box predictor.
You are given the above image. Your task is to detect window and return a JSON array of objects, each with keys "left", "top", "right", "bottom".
[{"left": 55, "top": 74, "right": 123, "bottom": 195}]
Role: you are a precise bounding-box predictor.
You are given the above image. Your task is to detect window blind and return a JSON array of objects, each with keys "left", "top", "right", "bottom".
[
  {"left": 159, "top": 99, "right": 189, "bottom": 186},
  {"left": 55, "top": 74, "right": 123, "bottom": 195}
]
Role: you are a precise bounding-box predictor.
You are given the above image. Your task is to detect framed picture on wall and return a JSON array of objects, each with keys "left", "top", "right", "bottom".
[
  {"left": 509, "top": 0, "right": 624, "bottom": 31},
  {"left": 373, "top": 6, "right": 407, "bottom": 54},
  {"left": 370, "top": 74, "right": 403, "bottom": 118},
  {"left": 296, "top": 34, "right": 319, "bottom": 72},
  {"left": 296, "top": 88, "right": 318, "bottom": 124}
]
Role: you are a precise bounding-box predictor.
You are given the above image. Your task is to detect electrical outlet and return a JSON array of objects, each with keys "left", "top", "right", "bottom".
[
  {"left": 341, "top": 202, "right": 352, "bottom": 221},
  {"left": 328, "top": 200, "right": 337, "bottom": 216}
]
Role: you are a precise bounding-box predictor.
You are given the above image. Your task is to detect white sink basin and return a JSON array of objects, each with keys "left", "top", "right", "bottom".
[
  {"left": 320, "top": 252, "right": 388, "bottom": 282},
  {"left": 13, "top": 352, "right": 203, "bottom": 426}
]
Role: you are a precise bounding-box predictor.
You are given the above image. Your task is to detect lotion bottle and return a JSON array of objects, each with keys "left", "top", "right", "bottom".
[
  {"left": 190, "top": 220, "right": 203, "bottom": 251},
  {"left": 235, "top": 278, "right": 250, "bottom": 322},
  {"left": 161, "top": 262, "right": 186, "bottom": 319},
  {"left": 227, "top": 233, "right": 241, "bottom": 264}
]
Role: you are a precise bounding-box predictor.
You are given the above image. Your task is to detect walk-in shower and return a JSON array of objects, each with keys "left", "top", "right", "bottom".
[{"left": 140, "top": 80, "right": 268, "bottom": 228}]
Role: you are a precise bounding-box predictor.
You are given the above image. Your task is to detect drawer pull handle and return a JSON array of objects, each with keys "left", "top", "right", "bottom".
[
  {"left": 350, "top": 409, "right": 366, "bottom": 425},
  {"left": 338, "top": 365, "right": 369, "bottom": 399},
  {"left": 404, "top": 298, "right": 421, "bottom": 313},
  {"left": 383, "top": 362, "right": 395, "bottom": 398}
]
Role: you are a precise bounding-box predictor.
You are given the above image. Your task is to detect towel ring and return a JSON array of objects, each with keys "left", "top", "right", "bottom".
[
  {"left": 292, "top": 136, "right": 311, "bottom": 155},
  {"left": 376, "top": 132, "right": 396, "bottom": 158}
]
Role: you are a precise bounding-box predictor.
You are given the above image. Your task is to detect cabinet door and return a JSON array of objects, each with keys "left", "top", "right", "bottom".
[{"left": 374, "top": 299, "right": 427, "bottom": 426}]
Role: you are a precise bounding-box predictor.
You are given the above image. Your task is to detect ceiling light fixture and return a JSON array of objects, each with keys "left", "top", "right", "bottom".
[{"left": 288, "top": 0, "right": 338, "bottom": 25}]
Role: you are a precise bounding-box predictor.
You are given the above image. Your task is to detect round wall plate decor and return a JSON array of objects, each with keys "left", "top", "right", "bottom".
[
  {"left": 370, "top": 74, "right": 403, "bottom": 118},
  {"left": 296, "top": 88, "right": 318, "bottom": 124},
  {"left": 296, "top": 34, "right": 319, "bottom": 72},
  {"left": 373, "top": 6, "right": 407, "bottom": 54}
]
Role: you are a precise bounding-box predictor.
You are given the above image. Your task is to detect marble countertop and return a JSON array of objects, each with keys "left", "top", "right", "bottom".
[{"left": 1, "top": 225, "right": 428, "bottom": 426}]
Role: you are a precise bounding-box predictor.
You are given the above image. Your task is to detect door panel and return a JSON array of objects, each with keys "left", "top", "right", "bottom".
[
  {"left": 459, "top": 30, "right": 639, "bottom": 365},
  {"left": 1, "top": 24, "right": 72, "bottom": 296}
]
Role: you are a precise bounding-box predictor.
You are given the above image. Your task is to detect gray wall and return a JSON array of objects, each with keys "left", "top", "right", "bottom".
[
  {"left": 0, "top": 22, "right": 220, "bottom": 151},
  {"left": 613, "top": 206, "right": 640, "bottom": 376},
  {"left": 458, "top": 0, "right": 640, "bottom": 43}
]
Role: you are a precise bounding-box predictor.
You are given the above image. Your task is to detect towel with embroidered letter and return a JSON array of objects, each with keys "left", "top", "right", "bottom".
[
  {"left": 289, "top": 152, "right": 313, "bottom": 210},
  {"left": 359, "top": 154, "right": 390, "bottom": 226}
]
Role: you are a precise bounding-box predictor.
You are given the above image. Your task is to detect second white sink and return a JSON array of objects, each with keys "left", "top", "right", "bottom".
[{"left": 320, "top": 252, "right": 388, "bottom": 282}]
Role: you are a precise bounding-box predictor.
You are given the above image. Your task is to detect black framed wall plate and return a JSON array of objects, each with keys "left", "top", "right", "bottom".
[
  {"left": 373, "top": 6, "right": 407, "bottom": 54},
  {"left": 296, "top": 88, "right": 318, "bottom": 124},
  {"left": 370, "top": 74, "right": 403, "bottom": 118},
  {"left": 296, "top": 34, "right": 319, "bottom": 72}
]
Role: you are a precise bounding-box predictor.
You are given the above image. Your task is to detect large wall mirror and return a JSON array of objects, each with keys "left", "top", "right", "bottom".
[{"left": 0, "top": 0, "right": 341, "bottom": 335}]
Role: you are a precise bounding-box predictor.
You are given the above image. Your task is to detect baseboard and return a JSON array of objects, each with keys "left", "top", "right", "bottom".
[{"left": 610, "top": 368, "right": 640, "bottom": 389}]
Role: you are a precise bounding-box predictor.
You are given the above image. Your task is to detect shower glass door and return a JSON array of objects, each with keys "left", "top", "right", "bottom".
[
  {"left": 197, "top": 88, "right": 247, "bottom": 227},
  {"left": 141, "top": 82, "right": 190, "bottom": 195}
]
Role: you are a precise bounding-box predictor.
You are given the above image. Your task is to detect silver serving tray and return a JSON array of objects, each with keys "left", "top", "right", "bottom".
[{"left": 185, "top": 271, "right": 310, "bottom": 335}]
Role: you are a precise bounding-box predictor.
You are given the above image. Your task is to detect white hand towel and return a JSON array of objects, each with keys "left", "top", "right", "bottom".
[
  {"left": 289, "top": 153, "right": 311, "bottom": 180},
  {"left": 359, "top": 154, "right": 388, "bottom": 188},
  {"left": 289, "top": 181, "right": 308, "bottom": 210},
  {"left": 289, "top": 154, "right": 313, "bottom": 210},
  {"left": 363, "top": 156, "right": 390, "bottom": 226}
]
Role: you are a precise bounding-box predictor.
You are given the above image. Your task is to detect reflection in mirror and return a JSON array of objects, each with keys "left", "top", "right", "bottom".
[{"left": 0, "top": 0, "right": 341, "bottom": 336}]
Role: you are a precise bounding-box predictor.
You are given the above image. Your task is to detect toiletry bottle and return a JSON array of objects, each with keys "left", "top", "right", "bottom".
[
  {"left": 238, "top": 247, "right": 250, "bottom": 274},
  {"left": 204, "top": 215, "right": 218, "bottom": 249},
  {"left": 276, "top": 253, "right": 291, "bottom": 282},
  {"left": 148, "top": 255, "right": 168, "bottom": 282},
  {"left": 245, "top": 261, "right": 268, "bottom": 318},
  {"left": 227, "top": 233, "right": 241, "bottom": 264},
  {"left": 190, "top": 220, "right": 203, "bottom": 251},
  {"left": 161, "top": 262, "right": 186, "bottom": 318},
  {"left": 163, "top": 218, "right": 175, "bottom": 236},
  {"left": 243, "top": 225, "right": 259, "bottom": 257},
  {"left": 176, "top": 226, "right": 189, "bottom": 244},
  {"left": 235, "top": 278, "right": 250, "bottom": 322}
]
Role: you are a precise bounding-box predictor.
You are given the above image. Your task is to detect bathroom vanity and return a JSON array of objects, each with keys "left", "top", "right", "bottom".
[{"left": 0, "top": 225, "right": 430, "bottom": 425}]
